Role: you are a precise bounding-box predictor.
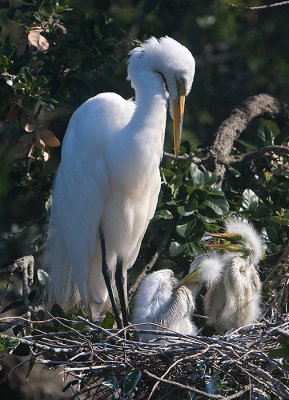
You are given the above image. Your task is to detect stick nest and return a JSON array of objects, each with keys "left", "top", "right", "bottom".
[{"left": 0, "top": 311, "right": 288, "bottom": 400}]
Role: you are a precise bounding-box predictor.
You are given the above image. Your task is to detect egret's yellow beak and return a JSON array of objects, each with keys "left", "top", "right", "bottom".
[
  {"left": 173, "top": 95, "right": 185, "bottom": 156},
  {"left": 175, "top": 269, "right": 198, "bottom": 289}
]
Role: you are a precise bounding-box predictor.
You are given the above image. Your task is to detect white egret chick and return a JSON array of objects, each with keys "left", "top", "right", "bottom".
[
  {"left": 45, "top": 36, "right": 195, "bottom": 327},
  {"left": 132, "top": 252, "right": 223, "bottom": 342},
  {"left": 204, "top": 218, "right": 263, "bottom": 333}
]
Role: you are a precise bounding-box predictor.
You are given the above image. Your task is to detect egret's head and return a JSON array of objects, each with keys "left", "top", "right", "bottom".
[
  {"left": 175, "top": 251, "right": 224, "bottom": 292},
  {"left": 128, "top": 36, "right": 195, "bottom": 156},
  {"left": 206, "top": 218, "right": 263, "bottom": 266}
]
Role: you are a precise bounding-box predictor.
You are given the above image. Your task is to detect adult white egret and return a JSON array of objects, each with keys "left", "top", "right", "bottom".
[
  {"left": 45, "top": 36, "right": 195, "bottom": 327},
  {"left": 132, "top": 252, "right": 223, "bottom": 342},
  {"left": 204, "top": 218, "right": 263, "bottom": 333}
]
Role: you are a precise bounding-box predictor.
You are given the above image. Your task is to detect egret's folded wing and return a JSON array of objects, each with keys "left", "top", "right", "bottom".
[
  {"left": 46, "top": 107, "right": 109, "bottom": 311},
  {"left": 45, "top": 93, "right": 135, "bottom": 312}
]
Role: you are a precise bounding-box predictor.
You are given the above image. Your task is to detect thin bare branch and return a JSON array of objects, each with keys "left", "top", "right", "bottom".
[
  {"left": 145, "top": 369, "right": 251, "bottom": 399},
  {"left": 228, "top": 145, "right": 289, "bottom": 164},
  {"left": 227, "top": 1, "right": 289, "bottom": 10}
]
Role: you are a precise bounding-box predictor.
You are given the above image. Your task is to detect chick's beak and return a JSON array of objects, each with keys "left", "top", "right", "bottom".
[
  {"left": 206, "top": 243, "right": 245, "bottom": 252},
  {"left": 173, "top": 95, "right": 185, "bottom": 156},
  {"left": 205, "top": 232, "right": 245, "bottom": 252},
  {"left": 175, "top": 269, "right": 198, "bottom": 289}
]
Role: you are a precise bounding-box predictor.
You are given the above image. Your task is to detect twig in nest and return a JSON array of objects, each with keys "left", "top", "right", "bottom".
[
  {"left": 1, "top": 316, "right": 288, "bottom": 399},
  {"left": 145, "top": 369, "right": 251, "bottom": 399}
]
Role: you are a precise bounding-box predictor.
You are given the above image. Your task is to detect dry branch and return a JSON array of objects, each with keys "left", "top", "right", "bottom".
[
  {"left": 0, "top": 256, "right": 34, "bottom": 309},
  {"left": 227, "top": 1, "right": 289, "bottom": 11}
]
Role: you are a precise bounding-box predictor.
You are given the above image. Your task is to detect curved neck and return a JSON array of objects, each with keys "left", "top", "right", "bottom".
[{"left": 128, "top": 70, "right": 168, "bottom": 156}]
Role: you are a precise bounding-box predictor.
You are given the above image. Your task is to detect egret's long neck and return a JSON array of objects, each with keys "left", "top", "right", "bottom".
[{"left": 129, "top": 70, "right": 168, "bottom": 157}]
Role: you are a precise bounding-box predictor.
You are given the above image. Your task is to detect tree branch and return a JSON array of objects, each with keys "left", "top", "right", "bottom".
[
  {"left": 227, "top": 145, "right": 289, "bottom": 164},
  {"left": 227, "top": 1, "right": 289, "bottom": 10},
  {"left": 210, "top": 93, "right": 289, "bottom": 181}
]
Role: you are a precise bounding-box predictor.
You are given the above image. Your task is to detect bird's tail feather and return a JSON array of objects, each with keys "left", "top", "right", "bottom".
[{"left": 44, "top": 201, "right": 81, "bottom": 313}]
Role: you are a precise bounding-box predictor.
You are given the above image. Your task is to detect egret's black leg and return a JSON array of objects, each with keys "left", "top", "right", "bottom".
[
  {"left": 115, "top": 258, "right": 129, "bottom": 327},
  {"left": 99, "top": 230, "right": 123, "bottom": 329}
]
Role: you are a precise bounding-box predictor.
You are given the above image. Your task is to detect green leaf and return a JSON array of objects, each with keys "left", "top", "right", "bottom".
[
  {"left": 37, "top": 269, "right": 50, "bottom": 286},
  {"left": 202, "top": 170, "right": 217, "bottom": 185},
  {"left": 236, "top": 138, "right": 257, "bottom": 150},
  {"left": 253, "top": 205, "right": 272, "bottom": 220},
  {"left": 189, "top": 163, "right": 203, "bottom": 186},
  {"left": 257, "top": 124, "right": 274, "bottom": 146},
  {"left": 154, "top": 209, "right": 173, "bottom": 220},
  {"left": 177, "top": 205, "right": 195, "bottom": 216},
  {"left": 202, "top": 198, "right": 229, "bottom": 216},
  {"left": 101, "top": 311, "right": 115, "bottom": 329},
  {"left": 241, "top": 189, "right": 259, "bottom": 211},
  {"left": 188, "top": 242, "right": 201, "bottom": 256},
  {"left": 0, "top": 335, "right": 20, "bottom": 352},
  {"left": 269, "top": 347, "right": 289, "bottom": 358},
  {"left": 161, "top": 167, "right": 175, "bottom": 178},
  {"left": 123, "top": 370, "right": 142, "bottom": 396},
  {"left": 272, "top": 215, "right": 289, "bottom": 226},
  {"left": 176, "top": 220, "right": 196, "bottom": 238},
  {"left": 169, "top": 241, "right": 187, "bottom": 257},
  {"left": 101, "top": 377, "right": 119, "bottom": 390}
]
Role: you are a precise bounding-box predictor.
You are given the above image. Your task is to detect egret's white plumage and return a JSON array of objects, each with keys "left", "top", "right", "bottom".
[
  {"left": 45, "top": 36, "right": 195, "bottom": 321},
  {"left": 132, "top": 252, "right": 223, "bottom": 342},
  {"left": 204, "top": 218, "right": 263, "bottom": 333}
]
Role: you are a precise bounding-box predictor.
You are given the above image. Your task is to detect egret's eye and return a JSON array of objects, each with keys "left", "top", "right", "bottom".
[
  {"left": 156, "top": 71, "right": 168, "bottom": 92},
  {"left": 177, "top": 77, "right": 186, "bottom": 96}
]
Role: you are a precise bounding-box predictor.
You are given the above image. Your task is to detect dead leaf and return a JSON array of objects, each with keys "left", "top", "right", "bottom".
[
  {"left": 28, "top": 29, "right": 49, "bottom": 52},
  {"left": 38, "top": 128, "right": 60, "bottom": 147},
  {"left": 24, "top": 121, "right": 37, "bottom": 132},
  {"left": 42, "top": 149, "right": 50, "bottom": 161},
  {"left": 35, "top": 132, "right": 46, "bottom": 150},
  {"left": 38, "top": 33, "right": 49, "bottom": 51}
]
